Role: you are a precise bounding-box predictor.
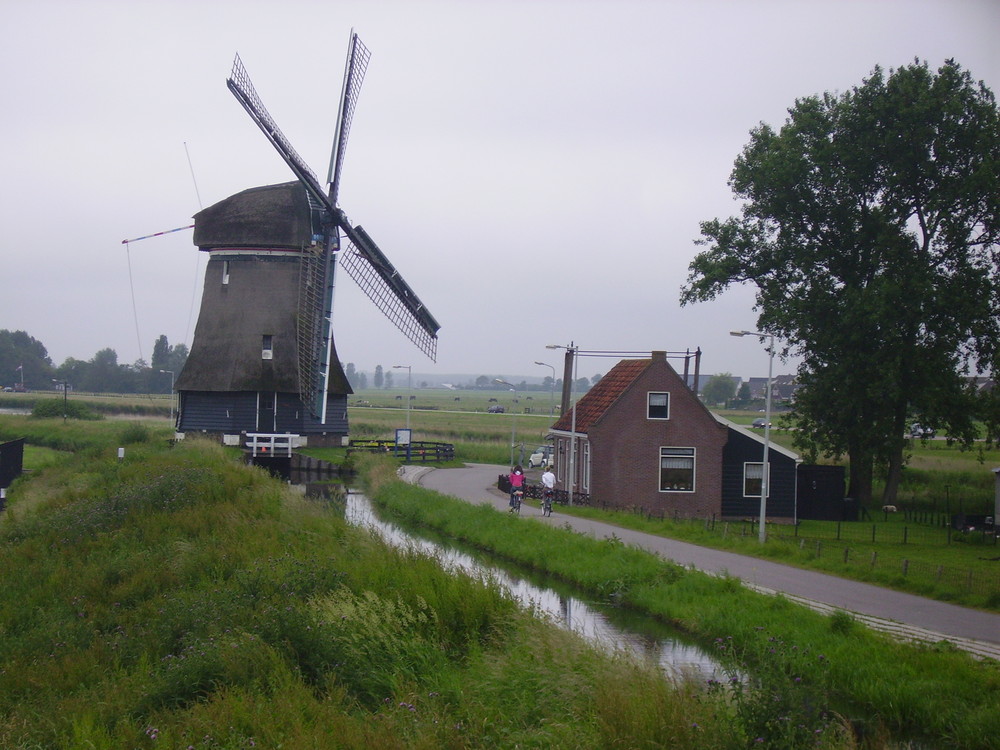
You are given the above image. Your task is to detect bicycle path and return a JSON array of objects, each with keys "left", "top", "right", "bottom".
[{"left": 400, "top": 463, "right": 1000, "bottom": 657}]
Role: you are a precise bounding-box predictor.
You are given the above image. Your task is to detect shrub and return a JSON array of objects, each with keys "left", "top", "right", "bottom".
[
  {"left": 119, "top": 422, "right": 151, "bottom": 444},
  {"left": 30, "top": 398, "right": 101, "bottom": 421}
]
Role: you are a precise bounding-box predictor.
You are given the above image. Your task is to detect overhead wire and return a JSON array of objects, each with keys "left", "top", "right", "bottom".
[{"left": 183, "top": 141, "right": 205, "bottom": 347}]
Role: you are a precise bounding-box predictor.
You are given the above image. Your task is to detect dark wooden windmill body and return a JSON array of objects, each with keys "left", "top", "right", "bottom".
[{"left": 174, "top": 34, "right": 438, "bottom": 446}]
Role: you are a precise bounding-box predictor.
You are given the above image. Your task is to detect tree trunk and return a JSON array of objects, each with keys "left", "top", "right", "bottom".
[
  {"left": 846, "top": 449, "right": 873, "bottom": 505},
  {"left": 881, "top": 397, "right": 911, "bottom": 504},
  {"left": 882, "top": 447, "right": 904, "bottom": 505}
]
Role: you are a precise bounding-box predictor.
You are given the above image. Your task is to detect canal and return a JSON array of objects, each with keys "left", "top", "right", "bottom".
[{"left": 343, "top": 490, "right": 728, "bottom": 681}]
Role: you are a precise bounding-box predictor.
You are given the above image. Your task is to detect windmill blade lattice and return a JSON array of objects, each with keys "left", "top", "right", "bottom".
[
  {"left": 328, "top": 34, "right": 371, "bottom": 205},
  {"left": 340, "top": 228, "right": 439, "bottom": 361},
  {"left": 228, "top": 55, "right": 333, "bottom": 214},
  {"left": 295, "top": 244, "right": 330, "bottom": 417}
]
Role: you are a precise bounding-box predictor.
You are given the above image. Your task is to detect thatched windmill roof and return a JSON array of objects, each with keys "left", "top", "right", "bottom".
[{"left": 193, "top": 182, "right": 317, "bottom": 250}]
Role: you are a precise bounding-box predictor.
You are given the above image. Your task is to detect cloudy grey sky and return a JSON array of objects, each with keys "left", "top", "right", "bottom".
[{"left": 2, "top": 0, "right": 997, "bottom": 382}]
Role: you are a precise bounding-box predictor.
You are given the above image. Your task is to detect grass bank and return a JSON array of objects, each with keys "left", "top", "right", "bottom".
[
  {"left": 544, "top": 503, "right": 1000, "bottom": 610},
  {"left": 344, "top": 405, "right": 1000, "bottom": 610},
  {"left": 360, "top": 455, "right": 1000, "bottom": 750},
  {"left": 0, "top": 423, "right": 854, "bottom": 749}
]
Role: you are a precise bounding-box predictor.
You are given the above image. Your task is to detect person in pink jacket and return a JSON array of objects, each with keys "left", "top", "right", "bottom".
[{"left": 509, "top": 465, "right": 525, "bottom": 510}]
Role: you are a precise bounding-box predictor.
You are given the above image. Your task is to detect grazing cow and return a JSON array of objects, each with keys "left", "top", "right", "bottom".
[{"left": 881, "top": 505, "right": 897, "bottom": 513}]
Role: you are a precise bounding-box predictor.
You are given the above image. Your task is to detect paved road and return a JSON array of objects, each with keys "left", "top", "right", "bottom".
[{"left": 403, "top": 463, "right": 999, "bottom": 656}]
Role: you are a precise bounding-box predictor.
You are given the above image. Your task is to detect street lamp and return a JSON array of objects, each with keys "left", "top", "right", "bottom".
[
  {"left": 392, "top": 365, "right": 412, "bottom": 431},
  {"left": 52, "top": 379, "right": 68, "bottom": 422},
  {"left": 534, "top": 361, "right": 555, "bottom": 416},
  {"left": 159, "top": 369, "right": 175, "bottom": 428},
  {"left": 495, "top": 378, "right": 519, "bottom": 466},
  {"left": 730, "top": 330, "right": 775, "bottom": 543},
  {"left": 546, "top": 343, "right": 579, "bottom": 505}
]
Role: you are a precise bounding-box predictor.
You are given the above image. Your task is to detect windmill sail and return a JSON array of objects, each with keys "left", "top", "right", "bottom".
[
  {"left": 228, "top": 55, "right": 333, "bottom": 217},
  {"left": 226, "top": 40, "right": 440, "bottom": 372},
  {"left": 339, "top": 224, "right": 440, "bottom": 361},
  {"left": 328, "top": 33, "right": 371, "bottom": 205}
]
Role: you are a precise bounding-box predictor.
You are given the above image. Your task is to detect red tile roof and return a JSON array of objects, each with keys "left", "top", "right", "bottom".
[{"left": 551, "top": 359, "right": 651, "bottom": 433}]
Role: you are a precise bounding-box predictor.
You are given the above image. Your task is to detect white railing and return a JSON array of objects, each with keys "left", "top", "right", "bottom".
[{"left": 245, "top": 433, "right": 299, "bottom": 457}]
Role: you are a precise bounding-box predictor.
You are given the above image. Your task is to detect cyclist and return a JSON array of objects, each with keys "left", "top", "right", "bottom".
[
  {"left": 540, "top": 465, "right": 556, "bottom": 516},
  {"left": 509, "top": 465, "right": 525, "bottom": 514}
]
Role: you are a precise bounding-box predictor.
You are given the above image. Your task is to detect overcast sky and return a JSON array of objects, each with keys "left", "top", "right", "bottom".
[{"left": 2, "top": 0, "right": 997, "bottom": 383}]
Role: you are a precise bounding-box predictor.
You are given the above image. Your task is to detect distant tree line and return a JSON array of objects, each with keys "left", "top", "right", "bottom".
[
  {"left": 468, "top": 374, "right": 597, "bottom": 393},
  {"left": 340, "top": 365, "right": 601, "bottom": 394},
  {"left": 0, "top": 330, "right": 188, "bottom": 394}
]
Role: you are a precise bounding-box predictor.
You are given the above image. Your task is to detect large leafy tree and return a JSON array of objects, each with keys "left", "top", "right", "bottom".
[
  {"left": 151, "top": 335, "right": 171, "bottom": 371},
  {"left": 79, "top": 348, "right": 127, "bottom": 393},
  {"left": 0, "top": 329, "right": 53, "bottom": 389},
  {"left": 680, "top": 59, "right": 1000, "bottom": 504},
  {"left": 702, "top": 373, "right": 737, "bottom": 406}
]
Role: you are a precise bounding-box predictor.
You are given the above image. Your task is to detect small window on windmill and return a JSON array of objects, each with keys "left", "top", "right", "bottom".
[
  {"left": 262, "top": 334, "right": 273, "bottom": 360},
  {"left": 222, "top": 260, "right": 231, "bottom": 285}
]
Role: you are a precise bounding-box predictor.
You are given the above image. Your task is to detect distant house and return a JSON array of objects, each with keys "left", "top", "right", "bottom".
[
  {"left": 549, "top": 351, "right": 798, "bottom": 520},
  {"left": 745, "top": 375, "right": 799, "bottom": 403},
  {"left": 971, "top": 376, "right": 996, "bottom": 394}
]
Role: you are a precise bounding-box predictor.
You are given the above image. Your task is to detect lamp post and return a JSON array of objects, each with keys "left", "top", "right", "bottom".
[
  {"left": 730, "top": 330, "right": 774, "bottom": 543},
  {"left": 392, "top": 365, "right": 412, "bottom": 431},
  {"left": 495, "top": 378, "right": 519, "bottom": 466},
  {"left": 534, "top": 361, "right": 555, "bottom": 416},
  {"left": 159, "top": 369, "right": 175, "bottom": 428},
  {"left": 546, "top": 343, "right": 578, "bottom": 505},
  {"left": 52, "top": 379, "right": 68, "bottom": 422}
]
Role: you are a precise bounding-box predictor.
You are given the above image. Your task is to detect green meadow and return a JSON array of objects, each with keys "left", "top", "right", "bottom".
[{"left": 0, "top": 416, "right": 997, "bottom": 748}]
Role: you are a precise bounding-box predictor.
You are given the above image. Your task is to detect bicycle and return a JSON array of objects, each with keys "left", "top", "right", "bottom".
[
  {"left": 509, "top": 489, "right": 523, "bottom": 515},
  {"left": 542, "top": 488, "right": 554, "bottom": 517}
]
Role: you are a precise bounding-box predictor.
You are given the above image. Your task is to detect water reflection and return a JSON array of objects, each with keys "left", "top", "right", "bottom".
[{"left": 344, "top": 491, "right": 725, "bottom": 680}]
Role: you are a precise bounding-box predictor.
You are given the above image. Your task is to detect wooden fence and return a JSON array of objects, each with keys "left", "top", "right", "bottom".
[{"left": 348, "top": 439, "right": 455, "bottom": 463}]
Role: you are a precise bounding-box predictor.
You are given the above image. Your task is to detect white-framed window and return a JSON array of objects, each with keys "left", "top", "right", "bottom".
[
  {"left": 659, "top": 447, "right": 694, "bottom": 492},
  {"left": 648, "top": 392, "right": 670, "bottom": 420},
  {"left": 743, "top": 462, "right": 769, "bottom": 497},
  {"left": 262, "top": 334, "right": 273, "bottom": 360}
]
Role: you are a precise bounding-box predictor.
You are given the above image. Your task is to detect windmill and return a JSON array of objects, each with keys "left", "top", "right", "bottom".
[{"left": 174, "top": 32, "right": 439, "bottom": 445}]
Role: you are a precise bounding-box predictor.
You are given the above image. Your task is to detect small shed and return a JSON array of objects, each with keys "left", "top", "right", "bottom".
[
  {"left": 0, "top": 437, "right": 25, "bottom": 499},
  {"left": 719, "top": 419, "right": 798, "bottom": 520}
]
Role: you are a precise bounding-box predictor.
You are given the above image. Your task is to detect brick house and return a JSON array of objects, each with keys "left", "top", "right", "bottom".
[{"left": 549, "top": 351, "right": 798, "bottom": 519}]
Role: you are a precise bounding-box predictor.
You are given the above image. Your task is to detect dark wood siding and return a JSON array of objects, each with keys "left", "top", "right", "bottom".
[
  {"left": 178, "top": 391, "right": 348, "bottom": 438},
  {"left": 721, "top": 427, "right": 796, "bottom": 519},
  {"left": 797, "top": 465, "right": 852, "bottom": 521},
  {"left": 0, "top": 438, "right": 25, "bottom": 490}
]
